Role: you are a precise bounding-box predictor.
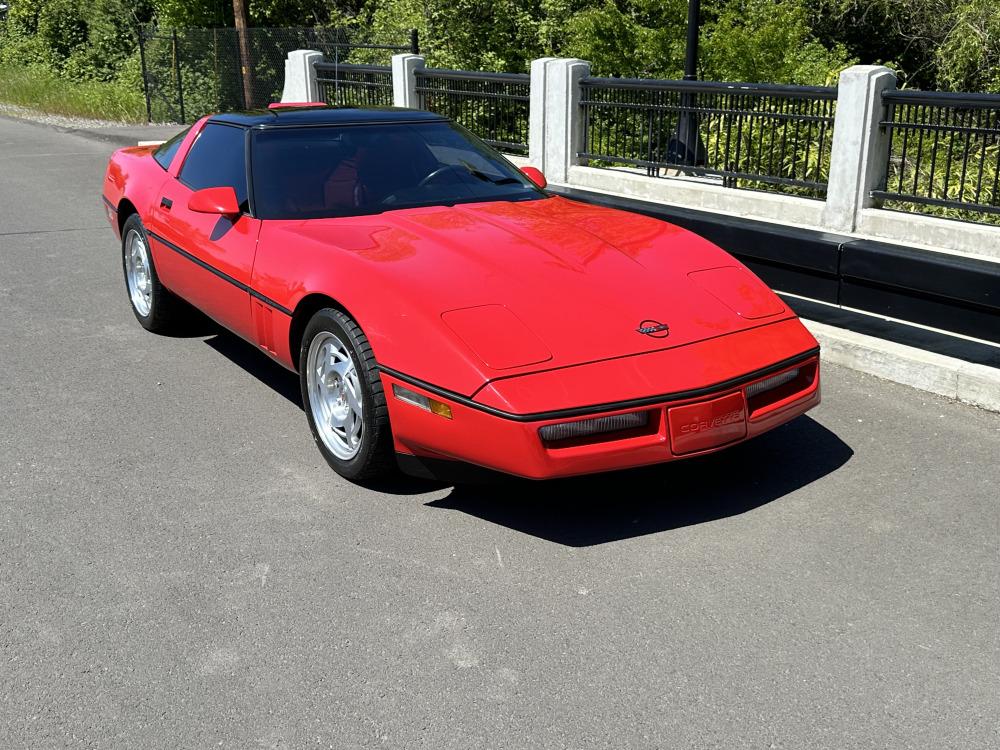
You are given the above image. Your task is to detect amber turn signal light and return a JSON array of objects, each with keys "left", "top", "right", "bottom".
[{"left": 392, "top": 384, "right": 453, "bottom": 419}]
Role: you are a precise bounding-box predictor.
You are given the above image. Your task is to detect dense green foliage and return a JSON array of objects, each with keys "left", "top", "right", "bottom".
[
  {"left": 343, "top": 0, "right": 854, "bottom": 80},
  {"left": 814, "top": 0, "right": 1000, "bottom": 93},
  {"left": 0, "top": 63, "right": 144, "bottom": 119},
  {"left": 1, "top": 0, "right": 998, "bottom": 91},
  {"left": 344, "top": 0, "right": 1000, "bottom": 89},
  {"left": 0, "top": 0, "right": 148, "bottom": 120}
]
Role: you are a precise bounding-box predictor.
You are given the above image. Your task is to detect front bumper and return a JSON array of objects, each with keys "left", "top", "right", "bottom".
[{"left": 382, "top": 321, "right": 821, "bottom": 479}]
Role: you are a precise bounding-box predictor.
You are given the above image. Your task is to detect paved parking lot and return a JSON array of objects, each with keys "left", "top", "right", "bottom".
[{"left": 1, "top": 114, "right": 998, "bottom": 748}]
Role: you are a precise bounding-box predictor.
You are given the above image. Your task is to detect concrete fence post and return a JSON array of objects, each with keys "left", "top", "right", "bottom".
[
  {"left": 280, "top": 49, "right": 322, "bottom": 103},
  {"left": 822, "top": 65, "right": 897, "bottom": 233},
  {"left": 540, "top": 58, "right": 591, "bottom": 183},
  {"left": 528, "top": 57, "right": 557, "bottom": 169},
  {"left": 392, "top": 54, "right": 425, "bottom": 109}
]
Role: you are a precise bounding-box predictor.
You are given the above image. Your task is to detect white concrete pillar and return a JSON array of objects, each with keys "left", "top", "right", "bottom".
[
  {"left": 528, "top": 57, "right": 557, "bottom": 169},
  {"left": 281, "top": 49, "right": 322, "bottom": 103},
  {"left": 391, "top": 54, "right": 425, "bottom": 109},
  {"left": 822, "top": 65, "right": 897, "bottom": 233},
  {"left": 540, "top": 58, "right": 591, "bottom": 183}
]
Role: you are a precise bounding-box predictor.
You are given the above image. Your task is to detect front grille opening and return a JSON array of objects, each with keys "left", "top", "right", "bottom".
[
  {"left": 746, "top": 362, "right": 817, "bottom": 417},
  {"left": 539, "top": 410, "right": 657, "bottom": 447}
]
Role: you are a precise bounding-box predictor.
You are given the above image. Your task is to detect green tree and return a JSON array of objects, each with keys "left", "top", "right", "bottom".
[
  {"left": 0, "top": 0, "right": 152, "bottom": 81},
  {"left": 558, "top": 0, "right": 689, "bottom": 78},
  {"left": 701, "top": 0, "right": 852, "bottom": 84},
  {"left": 349, "top": 0, "right": 542, "bottom": 71},
  {"left": 936, "top": 0, "right": 1000, "bottom": 92},
  {"left": 813, "top": 0, "right": 1000, "bottom": 91}
]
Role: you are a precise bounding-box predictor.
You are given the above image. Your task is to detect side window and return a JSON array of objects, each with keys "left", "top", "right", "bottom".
[
  {"left": 152, "top": 126, "right": 191, "bottom": 170},
  {"left": 178, "top": 123, "right": 248, "bottom": 208}
]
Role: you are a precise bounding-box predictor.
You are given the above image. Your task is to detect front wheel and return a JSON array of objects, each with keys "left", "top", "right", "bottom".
[{"left": 300, "top": 308, "right": 395, "bottom": 481}]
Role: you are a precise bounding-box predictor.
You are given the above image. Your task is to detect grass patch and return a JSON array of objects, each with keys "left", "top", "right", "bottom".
[{"left": 0, "top": 65, "right": 144, "bottom": 122}]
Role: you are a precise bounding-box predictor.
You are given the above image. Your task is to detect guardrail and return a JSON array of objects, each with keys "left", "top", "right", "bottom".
[
  {"left": 873, "top": 89, "right": 1000, "bottom": 218},
  {"left": 315, "top": 63, "right": 394, "bottom": 107},
  {"left": 415, "top": 69, "right": 530, "bottom": 155},
  {"left": 578, "top": 77, "right": 838, "bottom": 198}
]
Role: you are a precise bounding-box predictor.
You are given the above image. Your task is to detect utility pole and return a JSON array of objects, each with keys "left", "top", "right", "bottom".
[{"left": 231, "top": 0, "right": 255, "bottom": 108}]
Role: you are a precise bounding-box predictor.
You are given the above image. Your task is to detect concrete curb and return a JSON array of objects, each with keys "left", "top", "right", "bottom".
[
  {"left": 802, "top": 319, "right": 1000, "bottom": 413},
  {"left": 59, "top": 125, "right": 181, "bottom": 149}
]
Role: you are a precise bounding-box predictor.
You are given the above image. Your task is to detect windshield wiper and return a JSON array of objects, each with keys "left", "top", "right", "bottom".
[{"left": 459, "top": 161, "right": 521, "bottom": 186}]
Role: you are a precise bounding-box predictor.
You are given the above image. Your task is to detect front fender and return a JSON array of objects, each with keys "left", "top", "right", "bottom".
[{"left": 252, "top": 221, "right": 492, "bottom": 394}]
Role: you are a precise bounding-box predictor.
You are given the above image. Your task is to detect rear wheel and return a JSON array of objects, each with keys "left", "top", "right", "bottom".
[
  {"left": 121, "top": 213, "right": 186, "bottom": 333},
  {"left": 300, "top": 308, "right": 395, "bottom": 481}
]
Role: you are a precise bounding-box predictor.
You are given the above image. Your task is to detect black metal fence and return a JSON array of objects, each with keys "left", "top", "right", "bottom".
[
  {"left": 874, "top": 89, "right": 1000, "bottom": 219},
  {"left": 316, "top": 64, "right": 394, "bottom": 107},
  {"left": 415, "top": 69, "right": 530, "bottom": 154},
  {"left": 579, "top": 77, "right": 838, "bottom": 197},
  {"left": 138, "top": 26, "right": 416, "bottom": 123}
]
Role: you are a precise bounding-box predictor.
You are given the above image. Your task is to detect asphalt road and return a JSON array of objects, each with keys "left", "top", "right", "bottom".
[{"left": 1, "top": 114, "right": 998, "bottom": 749}]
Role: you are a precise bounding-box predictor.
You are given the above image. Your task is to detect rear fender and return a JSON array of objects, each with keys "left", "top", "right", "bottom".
[
  {"left": 103, "top": 148, "right": 168, "bottom": 239},
  {"left": 103, "top": 119, "right": 205, "bottom": 239}
]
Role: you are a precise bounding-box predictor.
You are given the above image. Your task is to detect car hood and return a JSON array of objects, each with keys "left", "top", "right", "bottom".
[{"left": 278, "top": 196, "right": 793, "bottom": 383}]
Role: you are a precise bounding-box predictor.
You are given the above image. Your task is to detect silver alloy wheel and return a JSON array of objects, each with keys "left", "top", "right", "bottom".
[
  {"left": 125, "top": 228, "right": 153, "bottom": 317},
  {"left": 306, "top": 331, "right": 364, "bottom": 460}
]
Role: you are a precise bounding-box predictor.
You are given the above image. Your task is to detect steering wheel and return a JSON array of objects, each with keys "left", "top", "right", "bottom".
[{"left": 417, "top": 164, "right": 462, "bottom": 188}]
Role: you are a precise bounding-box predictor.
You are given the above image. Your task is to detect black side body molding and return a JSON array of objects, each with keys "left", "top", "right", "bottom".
[{"left": 146, "top": 230, "right": 293, "bottom": 316}]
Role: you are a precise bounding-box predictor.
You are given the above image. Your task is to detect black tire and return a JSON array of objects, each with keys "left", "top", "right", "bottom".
[
  {"left": 120, "top": 213, "right": 186, "bottom": 333},
  {"left": 299, "top": 308, "right": 396, "bottom": 482}
]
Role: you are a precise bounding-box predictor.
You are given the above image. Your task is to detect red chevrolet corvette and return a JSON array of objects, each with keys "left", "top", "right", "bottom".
[{"left": 102, "top": 105, "right": 820, "bottom": 481}]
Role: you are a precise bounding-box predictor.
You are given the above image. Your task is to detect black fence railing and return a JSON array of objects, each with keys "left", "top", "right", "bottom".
[
  {"left": 138, "top": 26, "right": 416, "bottom": 123},
  {"left": 579, "top": 77, "right": 838, "bottom": 197},
  {"left": 316, "top": 63, "right": 394, "bottom": 107},
  {"left": 874, "top": 90, "right": 1000, "bottom": 219},
  {"left": 415, "top": 69, "right": 530, "bottom": 155}
]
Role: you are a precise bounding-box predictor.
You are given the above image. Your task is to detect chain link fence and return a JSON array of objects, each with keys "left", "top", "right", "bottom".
[{"left": 138, "top": 26, "right": 417, "bottom": 124}]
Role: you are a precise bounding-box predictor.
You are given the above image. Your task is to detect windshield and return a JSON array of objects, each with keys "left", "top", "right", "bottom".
[{"left": 250, "top": 121, "right": 545, "bottom": 220}]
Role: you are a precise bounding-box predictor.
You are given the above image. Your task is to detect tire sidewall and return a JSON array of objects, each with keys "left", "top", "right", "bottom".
[{"left": 299, "top": 309, "right": 389, "bottom": 481}]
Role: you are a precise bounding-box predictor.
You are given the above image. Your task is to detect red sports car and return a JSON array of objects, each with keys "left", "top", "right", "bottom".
[{"left": 102, "top": 105, "right": 820, "bottom": 482}]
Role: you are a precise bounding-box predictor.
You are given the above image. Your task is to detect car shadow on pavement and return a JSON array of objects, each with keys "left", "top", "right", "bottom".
[
  {"left": 426, "top": 416, "right": 853, "bottom": 546},
  {"left": 203, "top": 332, "right": 304, "bottom": 407}
]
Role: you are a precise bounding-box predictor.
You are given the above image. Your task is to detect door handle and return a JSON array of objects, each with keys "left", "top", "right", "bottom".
[{"left": 160, "top": 197, "right": 173, "bottom": 210}]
